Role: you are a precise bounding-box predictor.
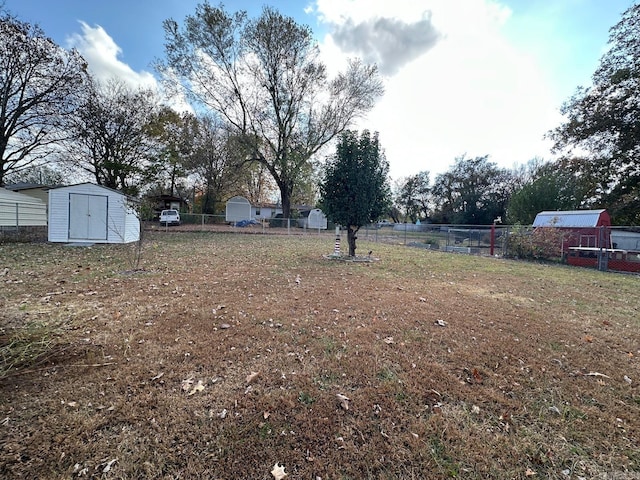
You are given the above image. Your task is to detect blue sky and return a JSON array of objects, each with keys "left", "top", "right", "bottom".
[{"left": 3, "top": 0, "right": 636, "bottom": 179}]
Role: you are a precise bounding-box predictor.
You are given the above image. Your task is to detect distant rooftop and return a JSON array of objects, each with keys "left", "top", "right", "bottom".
[{"left": 4, "top": 182, "right": 50, "bottom": 191}]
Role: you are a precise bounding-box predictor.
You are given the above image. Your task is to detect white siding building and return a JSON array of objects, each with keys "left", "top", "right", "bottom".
[
  {"left": 298, "top": 208, "right": 328, "bottom": 229},
  {"left": 225, "top": 196, "right": 252, "bottom": 223},
  {"left": 48, "top": 183, "right": 139, "bottom": 243},
  {"left": 0, "top": 188, "right": 47, "bottom": 227}
]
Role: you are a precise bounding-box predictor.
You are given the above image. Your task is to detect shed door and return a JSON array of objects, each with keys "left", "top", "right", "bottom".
[{"left": 69, "top": 193, "right": 108, "bottom": 240}]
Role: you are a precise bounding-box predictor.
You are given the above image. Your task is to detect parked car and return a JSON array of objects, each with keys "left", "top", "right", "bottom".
[
  {"left": 159, "top": 209, "right": 181, "bottom": 226},
  {"left": 376, "top": 220, "right": 394, "bottom": 228}
]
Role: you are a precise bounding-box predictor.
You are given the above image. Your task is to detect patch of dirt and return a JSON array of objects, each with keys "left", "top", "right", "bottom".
[{"left": 1, "top": 233, "right": 639, "bottom": 479}]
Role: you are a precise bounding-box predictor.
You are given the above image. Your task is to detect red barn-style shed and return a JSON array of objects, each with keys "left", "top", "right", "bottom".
[{"left": 532, "top": 209, "right": 611, "bottom": 254}]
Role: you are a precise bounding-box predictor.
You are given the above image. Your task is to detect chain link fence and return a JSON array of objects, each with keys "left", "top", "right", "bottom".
[{"left": 150, "top": 216, "right": 640, "bottom": 273}]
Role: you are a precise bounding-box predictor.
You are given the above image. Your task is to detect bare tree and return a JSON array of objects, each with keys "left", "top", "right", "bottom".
[
  {"left": 0, "top": 13, "right": 87, "bottom": 186},
  {"left": 62, "top": 78, "right": 160, "bottom": 195},
  {"left": 158, "top": 4, "right": 384, "bottom": 218},
  {"left": 185, "top": 115, "right": 246, "bottom": 214}
]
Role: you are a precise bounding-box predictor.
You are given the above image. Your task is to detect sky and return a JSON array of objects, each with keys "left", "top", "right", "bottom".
[{"left": 3, "top": 0, "right": 636, "bottom": 180}]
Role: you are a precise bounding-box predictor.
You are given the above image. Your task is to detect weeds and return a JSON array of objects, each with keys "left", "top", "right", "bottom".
[{"left": 0, "top": 320, "right": 66, "bottom": 378}]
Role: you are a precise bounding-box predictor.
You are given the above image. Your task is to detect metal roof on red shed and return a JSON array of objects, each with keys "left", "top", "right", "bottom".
[{"left": 532, "top": 209, "right": 610, "bottom": 228}]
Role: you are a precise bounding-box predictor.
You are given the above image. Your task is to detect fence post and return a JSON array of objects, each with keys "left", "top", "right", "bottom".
[
  {"left": 490, "top": 222, "right": 495, "bottom": 256},
  {"left": 597, "top": 225, "right": 608, "bottom": 271}
]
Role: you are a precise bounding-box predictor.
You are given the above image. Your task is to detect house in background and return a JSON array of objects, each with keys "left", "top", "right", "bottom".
[
  {"left": 4, "top": 183, "right": 51, "bottom": 205},
  {"left": 48, "top": 183, "right": 139, "bottom": 244},
  {"left": 532, "top": 209, "right": 611, "bottom": 253},
  {"left": 150, "top": 194, "right": 188, "bottom": 219},
  {"left": 0, "top": 187, "right": 47, "bottom": 228},
  {"left": 251, "top": 202, "right": 282, "bottom": 220}
]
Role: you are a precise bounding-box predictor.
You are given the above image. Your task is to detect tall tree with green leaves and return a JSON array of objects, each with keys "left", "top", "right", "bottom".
[
  {"left": 146, "top": 107, "right": 195, "bottom": 198},
  {"left": 549, "top": 3, "right": 640, "bottom": 224},
  {"left": 431, "top": 155, "right": 512, "bottom": 225},
  {"left": 506, "top": 161, "right": 585, "bottom": 224},
  {"left": 396, "top": 170, "right": 431, "bottom": 222},
  {"left": 0, "top": 13, "right": 87, "bottom": 186},
  {"left": 320, "top": 130, "right": 391, "bottom": 256},
  {"left": 158, "top": 3, "right": 384, "bottom": 218}
]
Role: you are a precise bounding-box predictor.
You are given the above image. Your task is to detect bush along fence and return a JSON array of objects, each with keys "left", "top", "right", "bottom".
[{"left": 149, "top": 215, "right": 640, "bottom": 273}]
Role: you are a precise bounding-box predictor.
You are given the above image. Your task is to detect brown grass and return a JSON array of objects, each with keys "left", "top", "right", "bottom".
[{"left": 1, "top": 232, "right": 639, "bottom": 479}]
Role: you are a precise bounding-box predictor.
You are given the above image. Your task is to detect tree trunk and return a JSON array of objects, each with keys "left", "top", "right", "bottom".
[
  {"left": 347, "top": 225, "right": 359, "bottom": 257},
  {"left": 280, "top": 183, "right": 293, "bottom": 221}
]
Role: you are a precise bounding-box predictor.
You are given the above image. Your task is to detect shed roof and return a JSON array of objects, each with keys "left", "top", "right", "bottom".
[
  {"left": 5, "top": 182, "right": 51, "bottom": 191},
  {"left": 532, "top": 209, "right": 609, "bottom": 228},
  {"left": 48, "top": 182, "right": 138, "bottom": 201}
]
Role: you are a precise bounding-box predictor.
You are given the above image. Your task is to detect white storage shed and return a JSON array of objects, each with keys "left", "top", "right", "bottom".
[
  {"left": 225, "top": 196, "right": 252, "bottom": 223},
  {"left": 0, "top": 188, "right": 47, "bottom": 227},
  {"left": 298, "top": 208, "right": 328, "bottom": 229},
  {"left": 48, "top": 183, "right": 140, "bottom": 243}
]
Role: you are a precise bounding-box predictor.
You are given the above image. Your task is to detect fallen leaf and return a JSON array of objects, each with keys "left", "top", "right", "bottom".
[
  {"left": 472, "top": 368, "right": 483, "bottom": 383},
  {"left": 383, "top": 337, "right": 394, "bottom": 344},
  {"left": 103, "top": 458, "right": 117, "bottom": 473},
  {"left": 271, "top": 462, "right": 287, "bottom": 479},
  {"left": 188, "top": 380, "right": 205, "bottom": 396},
  {"left": 525, "top": 468, "right": 536, "bottom": 476},
  {"left": 584, "top": 335, "right": 594, "bottom": 343},
  {"left": 246, "top": 371, "right": 260, "bottom": 383},
  {"left": 263, "top": 411, "right": 271, "bottom": 419},
  {"left": 624, "top": 375, "right": 632, "bottom": 384},
  {"left": 181, "top": 378, "right": 194, "bottom": 391},
  {"left": 336, "top": 393, "right": 350, "bottom": 410}
]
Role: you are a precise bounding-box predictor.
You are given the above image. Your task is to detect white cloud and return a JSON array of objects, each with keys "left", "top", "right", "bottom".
[
  {"left": 66, "top": 22, "right": 192, "bottom": 113},
  {"left": 67, "top": 22, "right": 157, "bottom": 89},
  {"left": 311, "top": 0, "right": 561, "bottom": 179}
]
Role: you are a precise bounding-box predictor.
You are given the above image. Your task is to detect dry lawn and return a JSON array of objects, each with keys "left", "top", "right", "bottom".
[{"left": 1, "top": 232, "right": 639, "bottom": 479}]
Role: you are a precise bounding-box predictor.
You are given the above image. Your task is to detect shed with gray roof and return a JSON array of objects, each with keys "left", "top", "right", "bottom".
[
  {"left": 532, "top": 209, "right": 610, "bottom": 228},
  {"left": 533, "top": 209, "right": 611, "bottom": 253}
]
